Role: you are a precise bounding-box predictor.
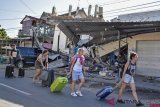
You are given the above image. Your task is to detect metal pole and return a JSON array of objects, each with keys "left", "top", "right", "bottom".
[
  {"left": 118, "top": 30, "right": 120, "bottom": 56},
  {"left": 16, "top": 38, "right": 18, "bottom": 46},
  {"left": 32, "top": 29, "right": 35, "bottom": 48},
  {"left": 57, "top": 31, "right": 61, "bottom": 53},
  {"left": 24, "top": 40, "right": 25, "bottom": 47}
]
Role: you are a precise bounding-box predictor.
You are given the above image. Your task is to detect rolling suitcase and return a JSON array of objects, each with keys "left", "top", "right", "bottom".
[
  {"left": 41, "top": 69, "right": 54, "bottom": 87},
  {"left": 50, "top": 77, "right": 68, "bottom": 92},
  {"left": 96, "top": 86, "right": 113, "bottom": 100},
  {"left": 5, "top": 65, "right": 14, "bottom": 78},
  {"left": 96, "top": 80, "right": 122, "bottom": 100},
  {"left": 18, "top": 68, "right": 25, "bottom": 77}
]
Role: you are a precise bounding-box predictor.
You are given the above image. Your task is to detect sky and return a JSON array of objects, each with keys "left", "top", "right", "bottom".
[{"left": 0, "top": 0, "right": 160, "bottom": 38}]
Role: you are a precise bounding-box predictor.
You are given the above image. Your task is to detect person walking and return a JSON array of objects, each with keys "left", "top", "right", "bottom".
[
  {"left": 33, "top": 50, "right": 48, "bottom": 83},
  {"left": 117, "top": 52, "right": 144, "bottom": 106},
  {"left": 69, "top": 48, "right": 85, "bottom": 97}
]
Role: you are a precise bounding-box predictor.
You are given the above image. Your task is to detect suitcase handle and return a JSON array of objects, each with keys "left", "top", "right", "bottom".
[
  {"left": 62, "top": 80, "right": 66, "bottom": 83},
  {"left": 113, "top": 80, "right": 122, "bottom": 90},
  {"left": 65, "top": 73, "right": 71, "bottom": 79}
]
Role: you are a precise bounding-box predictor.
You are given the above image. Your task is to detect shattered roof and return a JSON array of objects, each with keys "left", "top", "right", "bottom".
[
  {"left": 40, "top": 12, "right": 52, "bottom": 18},
  {"left": 58, "top": 21, "right": 160, "bottom": 46}
]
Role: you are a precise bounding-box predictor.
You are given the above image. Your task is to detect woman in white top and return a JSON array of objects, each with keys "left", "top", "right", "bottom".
[
  {"left": 33, "top": 50, "right": 48, "bottom": 83},
  {"left": 69, "top": 48, "right": 85, "bottom": 97}
]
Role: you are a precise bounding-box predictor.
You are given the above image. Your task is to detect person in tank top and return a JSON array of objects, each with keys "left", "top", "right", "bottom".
[{"left": 117, "top": 52, "right": 144, "bottom": 107}]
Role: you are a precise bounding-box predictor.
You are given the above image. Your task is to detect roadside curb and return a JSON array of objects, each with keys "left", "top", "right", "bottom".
[{"left": 85, "top": 77, "right": 160, "bottom": 93}]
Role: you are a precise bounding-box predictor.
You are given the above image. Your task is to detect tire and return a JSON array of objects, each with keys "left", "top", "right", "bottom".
[{"left": 16, "top": 61, "right": 24, "bottom": 68}]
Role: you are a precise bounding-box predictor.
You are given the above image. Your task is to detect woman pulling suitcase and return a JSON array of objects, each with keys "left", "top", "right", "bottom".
[
  {"left": 33, "top": 50, "right": 48, "bottom": 83},
  {"left": 69, "top": 48, "right": 85, "bottom": 97},
  {"left": 117, "top": 52, "right": 144, "bottom": 106}
]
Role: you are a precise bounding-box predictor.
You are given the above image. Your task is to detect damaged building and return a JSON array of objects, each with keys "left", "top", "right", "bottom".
[
  {"left": 18, "top": 5, "right": 104, "bottom": 53},
  {"left": 17, "top": 5, "right": 105, "bottom": 68},
  {"left": 16, "top": 4, "right": 160, "bottom": 77},
  {"left": 58, "top": 21, "right": 160, "bottom": 77}
]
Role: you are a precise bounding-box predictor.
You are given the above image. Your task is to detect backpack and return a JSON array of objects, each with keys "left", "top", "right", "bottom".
[
  {"left": 71, "top": 55, "right": 78, "bottom": 67},
  {"left": 71, "top": 54, "right": 85, "bottom": 67}
]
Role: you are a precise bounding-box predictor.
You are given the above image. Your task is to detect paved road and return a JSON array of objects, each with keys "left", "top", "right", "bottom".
[{"left": 0, "top": 69, "right": 159, "bottom": 107}]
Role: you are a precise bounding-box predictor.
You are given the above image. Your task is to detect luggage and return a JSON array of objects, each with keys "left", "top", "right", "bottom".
[
  {"left": 5, "top": 65, "right": 14, "bottom": 78},
  {"left": 96, "top": 86, "right": 113, "bottom": 100},
  {"left": 96, "top": 80, "right": 122, "bottom": 100},
  {"left": 41, "top": 69, "right": 54, "bottom": 87},
  {"left": 18, "top": 68, "right": 25, "bottom": 77},
  {"left": 50, "top": 77, "right": 68, "bottom": 92},
  {"left": 41, "top": 70, "right": 49, "bottom": 81}
]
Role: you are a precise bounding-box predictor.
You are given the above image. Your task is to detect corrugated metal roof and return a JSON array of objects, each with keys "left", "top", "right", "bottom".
[{"left": 58, "top": 21, "right": 160, "bottom": 46}]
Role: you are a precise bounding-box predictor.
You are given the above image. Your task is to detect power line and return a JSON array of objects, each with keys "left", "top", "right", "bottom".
[
  {"left": 0, "top": 15, "right": 41, "bottom": 21},
  {"left": 19, "top": 0, "right": 36, "bottom": 14},
  {"left": 2, "top": 0, "right": 159, "bottom": 21},
  {"left": 1, "top": 0, "right": 130, "bottom": 21},
  {"left": 99, "top": 0, "right": 130, "bottom": 6},
  {"left": 0, "top": 18, "right": 23, "bottom": 21},
  {"left": 103, "top": 3, "right": 160, "bottom": 16},
  {"left": 104, "top": 8, "right": 160, "bottom": 18},
  {"left": 58, "top": 0, "right": 130, "bottom": 14},
  {"left": 5, "top": 27, "right": 22, "bottom": 31},
  {"left": 0, "top": 9, "right": 31, "bottom": 13},
  {"left": 103, "top": 0, "right": 160, "bottom": 14}
]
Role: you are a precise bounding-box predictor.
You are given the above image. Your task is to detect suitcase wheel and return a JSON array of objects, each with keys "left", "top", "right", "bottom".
[{"left": 96, "top": 97, "right": 101, "bottom": 101}]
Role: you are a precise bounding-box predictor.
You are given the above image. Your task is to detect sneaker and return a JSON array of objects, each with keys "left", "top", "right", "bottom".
[
  {"left": 117, "top": 99, "right": 125, "bottom": 104},
  {"left": 71, "top": 92, "right": 77, "bottom": 97},
  {"left": 76, "top": 91, "right": 83, "bottom": 96},
  {"left": 136, "top": 101, "right": 144, "bottom": 107}
]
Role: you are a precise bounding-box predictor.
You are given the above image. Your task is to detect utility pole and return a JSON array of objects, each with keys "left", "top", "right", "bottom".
[
  {"left": 31, "top": 21, "right": 37, "bottom": 48},
  {"left": 32, "top": 29, "right": 35, "bottom": 48}
]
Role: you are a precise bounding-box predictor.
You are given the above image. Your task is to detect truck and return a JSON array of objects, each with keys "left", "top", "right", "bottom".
[{"left": 15, "top": 47, "right": 42, "bottom": 68}]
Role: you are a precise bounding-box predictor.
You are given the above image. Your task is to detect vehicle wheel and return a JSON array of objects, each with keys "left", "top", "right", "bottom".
[{"left": 17, "top": 61, "right": 24, "bottom": 68}]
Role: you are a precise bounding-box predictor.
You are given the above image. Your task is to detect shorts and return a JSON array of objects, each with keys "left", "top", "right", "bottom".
[
  {"left": 35, "top": 60, "right": 43, "bottom": 69},
  {"left": 72, "top": 71, "right": 84, "bottom": 81},
  {"left": 124, "top": 74, "right": 135, "bottom": 84}
]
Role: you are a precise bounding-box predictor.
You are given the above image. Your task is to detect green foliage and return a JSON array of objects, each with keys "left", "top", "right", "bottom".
[{"left": 0, "top": 28, "right": 10, "bottom": 40}]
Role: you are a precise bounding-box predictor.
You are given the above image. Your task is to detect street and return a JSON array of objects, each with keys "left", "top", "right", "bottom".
[{"left": 0, "top": 69, "right": 160, "bottom": 107}]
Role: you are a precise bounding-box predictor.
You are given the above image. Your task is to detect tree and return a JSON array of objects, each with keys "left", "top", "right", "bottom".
[{"left": 0, "top": 28, "right": 10, "bottom": 40}]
